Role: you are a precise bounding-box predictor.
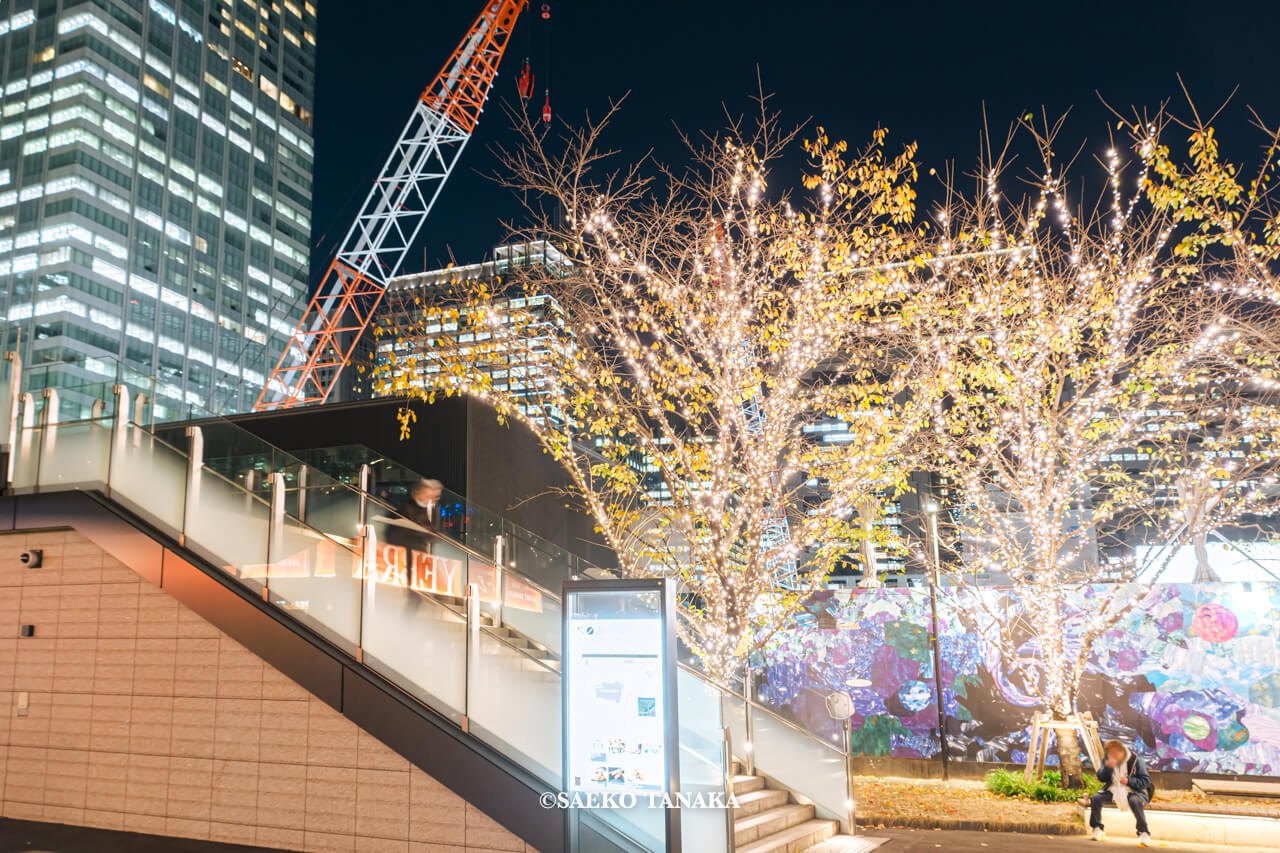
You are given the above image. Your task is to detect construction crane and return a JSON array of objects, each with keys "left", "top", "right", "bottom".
[{"left": 255, "top": 0, "right": 527, "bottom": 411}]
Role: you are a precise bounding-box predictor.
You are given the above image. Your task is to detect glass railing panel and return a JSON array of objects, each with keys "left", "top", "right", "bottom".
[
  {"left": 500, "top": 571, "right": 561, "bottom": 656},
  {"left": 36, "top": 419, "right": 111, "bottom": 490},
  {"left": 468, "top": 630, "right": 562, "bottom": 785},
  {"left": 722, "top": 692, "right": 748, "bottom": 772},
  {"left": 0, "top": 354, "right": 14, "bottom": 449},
  {"left": 183, "top": 465, "right": 271, "bottom": 595},
  {"left": 465, "top": 501, "right": 503, "bottom": 560},
  {"left": 107, "top": 424, "right": 188, "bottom": 540},
  {"left": 509, "top": 528, "right": 570, "bottom": 592},
  {"left": 751, "top": 704, "right": 849, "bottom": 829},
  {"left": 9, "top": 425, "right": 42, "bottom": 493},
  {"left": 677, "top": 667, "right": 730, "bottom": 852},
  {"left": 359, "top": 537, "right": 468, "bottom": 723},
  {"left": 267, "top": 516, "right": 362, "bottom": 655},
  {"left": 289, "top": 442, "right": 600, "bottom": 583},
  {"left": 300, "top": 484, "right": 365, "bottom": 546}
]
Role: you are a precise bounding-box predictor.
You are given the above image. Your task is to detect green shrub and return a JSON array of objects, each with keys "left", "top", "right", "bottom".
[{"left": 985, "top": 768, "right": 1102, "bottom": 803}]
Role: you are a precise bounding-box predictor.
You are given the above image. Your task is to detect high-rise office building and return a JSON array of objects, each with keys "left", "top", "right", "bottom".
[{"left": 0, "top": 0, "right": 315, "bottom": 418}]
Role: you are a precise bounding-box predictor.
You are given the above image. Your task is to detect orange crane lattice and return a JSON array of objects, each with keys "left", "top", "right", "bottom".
[{"left": 254, "top": 0, "right": 526, "bottom": 411}]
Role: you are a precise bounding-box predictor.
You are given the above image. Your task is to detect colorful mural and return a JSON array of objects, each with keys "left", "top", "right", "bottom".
[{"left": 755, "top": 583, "right": 1280, "bottom": 776}]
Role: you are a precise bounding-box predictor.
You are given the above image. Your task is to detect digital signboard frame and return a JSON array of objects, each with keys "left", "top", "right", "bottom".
[{"left": 562, "top": 577, "right": 681, "bottom": 852}]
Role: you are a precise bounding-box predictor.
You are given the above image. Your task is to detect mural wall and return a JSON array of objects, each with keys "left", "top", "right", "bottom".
[{"left": 755, "top": 583, "right": 1280, "bottom": 776}]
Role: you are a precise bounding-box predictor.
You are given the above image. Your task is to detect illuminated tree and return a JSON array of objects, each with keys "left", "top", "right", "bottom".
[
  {"left": 912, "top": 107, "right": 1280, "bottom": 783},
  {"left": 373, "top": 103, "right": 932, "bottom": 681}
]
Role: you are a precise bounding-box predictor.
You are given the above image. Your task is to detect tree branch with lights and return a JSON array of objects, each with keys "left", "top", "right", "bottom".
[
  {"left": 373, "top": 102, "right": 932, "bottom": 682},
  {"left": 909, "top": 106, "right": 1280, "bottom": 784}
]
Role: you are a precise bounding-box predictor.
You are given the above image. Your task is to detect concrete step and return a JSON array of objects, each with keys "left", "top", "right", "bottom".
[
  {"left": 805, "top": 836, "right": 890, "bottom": 853},
  {"left": 732, "top": 774, "right": 765, "bottom": 796},
  {"left": 734, "top": 788, "right": 789, "bottom": 817},
  {"left": 736, "top": 818, "right": 838, "bottom": 853},
  {"left": 1076, "top": 802, "right": 1280, "bottom": 849},
  {"left": 734, "top": 803, "right": 814, "bottom": 847}
]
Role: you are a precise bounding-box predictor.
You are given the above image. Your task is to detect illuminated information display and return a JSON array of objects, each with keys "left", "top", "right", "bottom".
[{"left": 562, "top": 582, "right": 674, "bottom": 795}]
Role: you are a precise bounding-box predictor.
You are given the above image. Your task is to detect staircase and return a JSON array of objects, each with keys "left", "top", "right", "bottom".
[
  {"left": 433, "top": 590, "right": 561, "bottom": 671},
  {"left": 731, "top": 760, "right": 839, "bottom": 853}
]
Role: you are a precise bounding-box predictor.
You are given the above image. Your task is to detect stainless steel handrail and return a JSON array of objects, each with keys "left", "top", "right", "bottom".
[
  {"left": 676, "top": 662, "right": 850, "bottom": 757},
  {"left": 304, "top": 440, "right": 602, "bottom": 570},
  {"left": 20, "top": 411, "right": 851, "bottom": 764},
  {"left": 169, "top": 416, "right": 569, "bottom": 603}
]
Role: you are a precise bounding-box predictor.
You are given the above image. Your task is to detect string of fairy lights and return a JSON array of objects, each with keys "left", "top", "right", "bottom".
[
  {"left": 374, "top": 111, "right": 1280, "bottom": 691},
  {"left": 915, "top": 117, "right": 1280, "bottom": 729}
]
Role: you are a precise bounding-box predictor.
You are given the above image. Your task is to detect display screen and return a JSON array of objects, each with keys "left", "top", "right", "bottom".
[{"left": 564, "top": 588, "right": 668, "bottom": 794}]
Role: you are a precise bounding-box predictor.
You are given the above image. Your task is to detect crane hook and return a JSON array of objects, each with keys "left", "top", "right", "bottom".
[
  {"left": 516, "top": 57, "right": 534, "bottom": 100},
  {"left": 542, "top": 89, "right": 552, "bottom": 123}
]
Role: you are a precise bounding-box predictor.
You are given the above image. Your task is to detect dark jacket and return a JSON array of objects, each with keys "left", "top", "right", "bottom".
[
  {"left": 1097, "top": 750, "right": 1152, "bottom": 803},
  {"left": 384, "top": 499, "right": 439, "bottom": 552}
]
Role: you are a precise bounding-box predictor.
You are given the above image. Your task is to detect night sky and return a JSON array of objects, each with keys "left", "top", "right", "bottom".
[{"left": 308, "top": 0, "right": 1276, "bottom": 286}]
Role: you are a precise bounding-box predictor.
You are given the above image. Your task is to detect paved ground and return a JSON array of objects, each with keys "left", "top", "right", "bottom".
[
  {"left": 0, "top": 819, "right": 1263, "bottom": 853},
  {"left": 0, "top": 818, "right": 286, "bottom": 853},
  {"left": 865, "top": 827, "right": 1256, "bottom": 852}
]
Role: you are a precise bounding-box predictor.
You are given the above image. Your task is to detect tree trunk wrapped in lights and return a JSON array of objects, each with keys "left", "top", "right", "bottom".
[
  {"left": 910, "top": 107, "right": 1280, "bottom": 785},
  {"left": 373, "top": 104, "right": 932, "bottom": 683}
]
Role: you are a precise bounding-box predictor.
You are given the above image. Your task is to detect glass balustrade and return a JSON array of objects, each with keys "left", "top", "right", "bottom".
[
  {"left": 289, "top": 443, "right": 606, "bottom": 586},
  {"left": 677, "top": 667, "right": 732, "bottom": 851},
  {"left": 720, "top": 680, "right": 855, "bottom": 834},
  {"left": 2, "top": 366, "right": 875, "bottom": 852},
  {"left": 110, "top": 424, "right": 188, "bottom": 537},
  {"left": 1, "top": 353, "right": 15, "bottom": 453}
]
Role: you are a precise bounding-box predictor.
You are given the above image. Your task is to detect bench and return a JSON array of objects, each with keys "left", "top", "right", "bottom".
[
  {"left": 1075, "top": 800, "right": 1280, "bottom": 848},
  {"left": 1191, "top": 778, "right": 1280, "bottom": 800},
  {"left": 1077, "top": 797, "right": 1280, "bottom": 819}
]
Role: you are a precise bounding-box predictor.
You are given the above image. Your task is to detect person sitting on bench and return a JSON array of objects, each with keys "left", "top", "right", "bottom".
[{"left": 1090, "top": 739, "right": 1153, "bottom": 847}]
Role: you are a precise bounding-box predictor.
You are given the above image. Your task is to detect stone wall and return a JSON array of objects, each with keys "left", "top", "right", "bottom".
[{"left": 0, "top": 528, "right": 539, "bottom": 853}]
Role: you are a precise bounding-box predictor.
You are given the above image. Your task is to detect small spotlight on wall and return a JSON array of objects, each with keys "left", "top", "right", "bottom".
[{"left": 19, "top": 549, "right": 42, "bottom": 568}]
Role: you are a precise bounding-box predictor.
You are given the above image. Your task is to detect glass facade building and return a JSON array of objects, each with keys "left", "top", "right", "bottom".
[{"left": 0, "top": 0, "right": 315, "bottom": 418}]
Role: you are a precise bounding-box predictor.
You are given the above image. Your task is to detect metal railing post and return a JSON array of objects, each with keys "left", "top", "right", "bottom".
[
  {"left": 109, "top": 385, "right": 128, "bottom": 486},
  {"left": 32, "top": 388, "right": 59, "bottom": 489},
  {"left": 267, "top": 471, "right": 285, "bottom": 601},
  {"left": 4, "top": 350, "right": 21, "bottom": 487},
  {"left": 464, "top": 580, "right": 479, "bottom": 734},
  {"left": 723, "top": 725, "right": 737, "bottom": 851},
  {"left": 356, "top": 523, "right": 375, "bottom": 664},
  {"left": 181, "top": 425, "right": 203, "bottom": 548},
  {"left": 13, "top": 393, "right": 34, "bottom": 490},
  {"left": 358, "top": 463, "right": 371, "bottom": 530},
  {"left": 297, "top": 464, "right": 308, "bottom": 523},
  {"left": 492, "top": 534, "right": 506, "bottom": 629},
  {"left": 844, "top": 717, "right": 856, "bottom": 835},
  {"left": 743, "top": 667, "right": 756, "bottom": 775},
  {"left": 41, "top": 388, "right": 58, "bottom": 426}
]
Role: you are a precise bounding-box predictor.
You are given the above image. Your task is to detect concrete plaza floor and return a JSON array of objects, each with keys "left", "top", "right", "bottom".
[
  {"left": 866, "top": 827, "right": 1262, "bottom": 851},
  {"left": 0, "top": 819, "right": 1264, "bottom": 853}
]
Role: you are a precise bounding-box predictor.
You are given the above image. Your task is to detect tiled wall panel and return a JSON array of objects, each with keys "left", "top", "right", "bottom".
[{"left": 0, "top": 530, "right": 539, "bottom": 853}]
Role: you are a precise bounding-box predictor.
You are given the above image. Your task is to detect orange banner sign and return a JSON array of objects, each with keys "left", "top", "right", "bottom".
[
  {"left": 504, "top": 576, "right": 543, "bottom": 613},
  {"left": 372, "top": 543, "right": 407, "bottom": 586},
  {"left": 470, "top": 562, "right": 501, "bottom": 603},
  {"left": 409, "top": 551, "right": 464, "bottom": 597}
]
